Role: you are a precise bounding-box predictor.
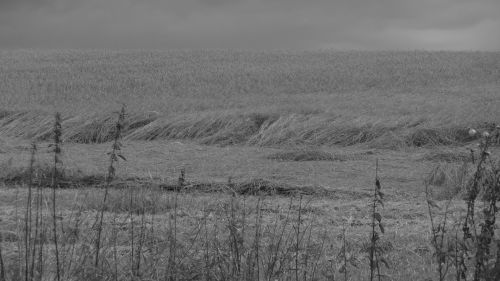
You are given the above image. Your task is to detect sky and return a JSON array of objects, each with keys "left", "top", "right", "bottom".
[{"left": 0, "top": 0, "right": 499, "bottom": 50}]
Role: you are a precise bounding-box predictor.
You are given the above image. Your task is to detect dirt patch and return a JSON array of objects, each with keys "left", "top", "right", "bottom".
[
  {"left": 267, "top": 150, "right": 373, "bottom": 162},
  {"left": 0, "top": 164, "right": 106, "bottom": 188},
  {"left": 160, "top": 178, "right": 330, "bottom": 196},
  {"left": 267, "top": 150, "right": 338, "bottom": 161},
  {"left": 161, "top": 179, "right": 372, "bottom": 199},
  {"left": 419, "top": 150, "right": 472, "bottom": 163}
]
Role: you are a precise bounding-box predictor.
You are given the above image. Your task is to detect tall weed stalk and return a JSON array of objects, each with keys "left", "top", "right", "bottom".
[
  {"left": 24, "top": 142, "right": 36, "bottom": 281},
  {"left": 51, "top": 113, "right": 62, "bottom": 281},
  {"left": 369, "top": 159, "right": 388, "bottom": 281},
  {"left": 94, "top": 106, "right": 126, "bottom": 267}
]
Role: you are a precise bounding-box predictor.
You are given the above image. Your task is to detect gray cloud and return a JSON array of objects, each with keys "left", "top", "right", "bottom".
[{"left": 0, "top": 0, "right": 499, "bottom": 50}]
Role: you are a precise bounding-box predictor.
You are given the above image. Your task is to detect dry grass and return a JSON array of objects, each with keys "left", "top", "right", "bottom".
[
  {"left": 425, "top": 162, "right": 470, "bottom": 200},
  {"left": 0, "top": 136, "right": 499, "bottom": 280},
  {"left": 0, "top": 185, "right": 445, "bottom": 281},
  {"left": 0, "top": 109, "right": 493, "bottom": 148}
]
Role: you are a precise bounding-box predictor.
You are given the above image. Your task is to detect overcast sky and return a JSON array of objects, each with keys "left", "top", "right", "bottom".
[{"left": 0, "top": 0, "right": 499, "bottom": 50}]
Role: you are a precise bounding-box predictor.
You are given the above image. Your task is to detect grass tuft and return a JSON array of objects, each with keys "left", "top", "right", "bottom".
[{"left": 425, "top": 162, "right": 469, "bottom": 200}]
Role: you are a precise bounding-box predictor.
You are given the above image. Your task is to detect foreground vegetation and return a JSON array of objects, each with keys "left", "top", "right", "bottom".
[{"left": 0, "top": 108, "right": 499, "bottom": 280}]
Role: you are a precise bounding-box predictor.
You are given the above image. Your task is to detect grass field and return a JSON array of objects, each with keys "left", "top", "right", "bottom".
[
  {"left": 1, "top": 50, "right": 499, "bottom": 147},
  {"left": 0, "top": 50, "right": 500, "bottom": 280}
]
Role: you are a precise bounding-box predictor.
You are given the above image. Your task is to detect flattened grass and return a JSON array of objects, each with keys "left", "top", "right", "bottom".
[{"left": 0, "top": 109, "right": 491, "bottom": 148}]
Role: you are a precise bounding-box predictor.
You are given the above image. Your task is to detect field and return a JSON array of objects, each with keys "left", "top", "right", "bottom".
[{"left": 0, "top": 50, "right": 500, "bottom": 280}]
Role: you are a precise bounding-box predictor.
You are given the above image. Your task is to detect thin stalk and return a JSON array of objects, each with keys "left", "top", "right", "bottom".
[
  {"left": 343, "top": 224, "right": 348, "bottom": 281},
  {"left": 129, "top": 187, "right": 135, "bottom": 275},
  {"left": 303, "top": 218, "right": 313, "bottom": 281},
  {"left": 30, "top": 155, "right": 41, "bottom": 281},
  {"left": 95, "top": 106, "right": 125, "bottom": 267},
  {"left": 112, "top": 212, "right": 119, "bottom": 281},
  {"left": 136, "top": 198, "right": 146, "bottom": 276},
  {"left": 172, "top": 190, "right": 178, "bottom": 281},
  {"left": 255, "top": 197, "right": 262, "bottom": 281},
  {"left": 51, "top": 113, "right": 62, "bottom": 281},
  {"left": 25, "top": 142, "right": 36, "bottom": 281},
  {"left": 203, "top": 203, "right": 210, "bottom": 281},
  {"left": 369, "top": 161, "right": 378, "bottom": 281},
  {"left": 295, "top": 196, "right": 302, "bottom": 281},
  {"left": 15, "top": 184, "right": 23, "bottom": 280},
  {"left": 37, "top": 226, "right": 45, "bottom": 281},
  {"left": 0, "top": 232, "right": 6, "bottom": 281}
]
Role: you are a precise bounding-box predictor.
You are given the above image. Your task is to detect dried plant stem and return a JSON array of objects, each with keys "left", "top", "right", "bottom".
[
  {"left": 369, "top": 159, "right": 387, "bottom": 281},
  {"left": 473, "top": 134, "right": 498, "bottom": 281},
  {"left": 34, "top": 170, "right": 44, "bottom": 281},
  {"left": 463, "top": 137, "right": 491, "bottom": 243},
  {"left": 0, "top": 240, "right": 5, "bottom": 281},
  {"left": 129, "top": 187, "right": 135, "bottom": 275},
  {"left": 15, "top": 184, "right": 23, "bottom": 280},
  {"left": 95, "top": 106, "right": 126, "bottom": 267},
  {"left": 255, "top": 197, "right": 262, "bottom": 281},
  {"left": 112, "top": 213, "right": 119, "bottom": 281},
  {"left": 172, "top": 190, "right": 179, "bottom": 281},
  {"left": 369, "top": 161, "right": 378, "bottom": 281},
  {"left": 51, "top": 113, "right": 62, "bottom": 281},
  {"left": 136, "top": 204, "right": 146, "bottom": 276},
  {"left": 295, "top": 196, "right": 302, "bottom": 281},
  {"left": 303, "top": 217, "right": 314, "bottom": 281},
  {"left": 342, "top": 224, "right": 348, "bottom": 281},
  {"left": 25, "top": 142, "right": 36, "bottom": 281},
  {"left": 425, "top": 182, "right": 453, "bottom": 281}
]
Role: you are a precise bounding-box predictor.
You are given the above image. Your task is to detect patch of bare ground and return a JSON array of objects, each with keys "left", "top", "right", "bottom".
[
  {"left": 266, "top": 149, "right": 374, "bottom": 162},
  {"left": 419, "top": 149, "right": 472, "bottom": 162}
]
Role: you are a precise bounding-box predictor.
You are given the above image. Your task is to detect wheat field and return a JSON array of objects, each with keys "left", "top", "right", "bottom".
[{"left": 1, "top": 50, "right": 499, "bottom": 147}]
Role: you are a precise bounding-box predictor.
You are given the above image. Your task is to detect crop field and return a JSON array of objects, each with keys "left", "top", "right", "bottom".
[{"left": 0, "top": 50, "right": 500, "bottom": 280}]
